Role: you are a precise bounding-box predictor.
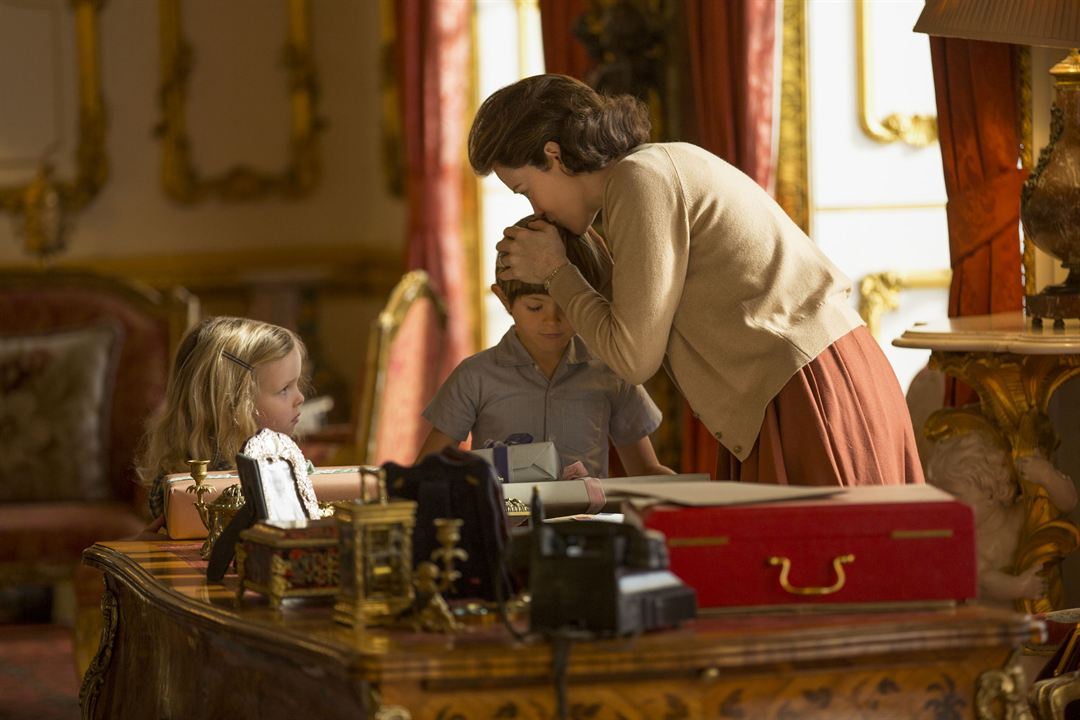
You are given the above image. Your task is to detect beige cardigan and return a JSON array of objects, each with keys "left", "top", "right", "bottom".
[{"left": 549, "top": 143, "right": 863, "bottom": 461}]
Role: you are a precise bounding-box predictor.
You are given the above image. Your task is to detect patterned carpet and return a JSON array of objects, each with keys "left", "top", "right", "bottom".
[{"left": 0, "top": 624, "right": 80, "bottom": 720}]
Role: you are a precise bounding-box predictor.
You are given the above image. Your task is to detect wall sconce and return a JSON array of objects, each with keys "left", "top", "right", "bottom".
[
  {"left": 10, "top": 163, "right": 70, "bottom": 259},
  {"left": 915, "top": 0, "right": 1080, "bottom": 327}
]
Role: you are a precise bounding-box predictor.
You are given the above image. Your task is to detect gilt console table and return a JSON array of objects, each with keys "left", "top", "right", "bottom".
[
  {"left": 79, "top": 540, "right": 1041, "bottom": 720},
  {"left": 895, "top": 312, "right": 1080, "bottom": 615}
]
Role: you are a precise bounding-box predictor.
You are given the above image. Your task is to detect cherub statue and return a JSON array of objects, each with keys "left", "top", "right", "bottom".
[{"left": 926, "top": 430, "right": 1078, "bottom": 606}]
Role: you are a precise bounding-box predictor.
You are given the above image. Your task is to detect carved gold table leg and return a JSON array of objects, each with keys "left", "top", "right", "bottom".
[
  {"left": 929, "top": 351, "right": 1080, "bottom": 614},
  {"left": 78, "top": 579, "right": 118, "bottom": 720}
]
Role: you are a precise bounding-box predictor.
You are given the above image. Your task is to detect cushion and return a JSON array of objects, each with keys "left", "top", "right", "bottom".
[{"left": 0, "top": 323, "right": 121, "bottom": 502}]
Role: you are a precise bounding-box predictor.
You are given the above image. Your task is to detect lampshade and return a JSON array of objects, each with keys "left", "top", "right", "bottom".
[{"left": 914, "top": 0, "right": 1080, "bottom": 48}]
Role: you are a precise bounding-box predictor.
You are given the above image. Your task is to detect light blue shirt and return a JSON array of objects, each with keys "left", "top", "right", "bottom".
[{"left": 422, "top": 329, "right": 661, "bottom": 478}]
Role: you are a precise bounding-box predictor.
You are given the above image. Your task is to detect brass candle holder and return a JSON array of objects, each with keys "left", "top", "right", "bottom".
[
  {"left": 185, "top": 459, "right": 215, "bottom": 532},
  {"left": 431, "top": 518, "right": 467, "bottom": 595},
  {"left": 202, "top": 485, "right": 245, "bottom": 560}
]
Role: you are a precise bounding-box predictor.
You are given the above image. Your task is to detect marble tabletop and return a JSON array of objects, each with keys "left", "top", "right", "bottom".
[{"left": 892, "top": 312, "right": 1080, "bottom": 354}]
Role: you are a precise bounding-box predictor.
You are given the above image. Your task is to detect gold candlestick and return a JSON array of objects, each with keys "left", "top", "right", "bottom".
[
  {"left": 431, "top": 518, "right": 467, "bottom": 595},
  {"left": 185, "top": 459, "right": 215, "bottom": 532}
]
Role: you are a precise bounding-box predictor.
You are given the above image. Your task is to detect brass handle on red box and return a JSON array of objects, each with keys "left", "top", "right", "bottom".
[{"left": 768, "top": 554, "right": 855, "bottom": 596}]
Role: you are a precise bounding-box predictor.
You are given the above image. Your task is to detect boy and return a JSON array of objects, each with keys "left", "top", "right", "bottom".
[{"left": 417, "top": 220, "right": 672, "bottom": 478}]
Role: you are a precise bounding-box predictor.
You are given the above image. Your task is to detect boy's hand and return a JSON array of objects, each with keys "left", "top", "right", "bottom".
[
  {"left": 561, "top": 461, "right": 589, "bottom": 481},
  {"left": 497, "top": 219, "right": 569, "bottom": 284}
]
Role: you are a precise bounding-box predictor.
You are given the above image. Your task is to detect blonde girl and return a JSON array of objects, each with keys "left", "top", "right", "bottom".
[{"left": 138, "top": 316, "right": 307, "bottom": 518}]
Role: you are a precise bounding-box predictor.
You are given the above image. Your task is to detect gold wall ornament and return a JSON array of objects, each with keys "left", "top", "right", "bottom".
[
  {"left": 928, "top": 350, "right": 1080, "bottom": 614},
  {"left": 13, "top": 164, "right": 70, "bottom": 258},
  {"left": 854, "top": 0, "right": 938, "bottom": 148},
  {"left": 857, "top": 269, "right": 952, "bottom": 338},
  {"left": 776, "top": 0, "right": 810, "bottom": 234},
  {"left": 575, "top": 0, "right": 672, "bottom": 142},
  {"left": 0, "top": 0, "right": 108, "bottom": 259},
  {"left": 156, "top": 0, "right": 324, "bottom": 203}
]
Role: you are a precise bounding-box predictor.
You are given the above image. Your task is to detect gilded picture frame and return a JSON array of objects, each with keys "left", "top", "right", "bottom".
[
  {"left": 156, "top": 0, "right": 324, "bottom": 203},
  {"left": 0, "top": 0, "right": 108, "bottom": 255}
]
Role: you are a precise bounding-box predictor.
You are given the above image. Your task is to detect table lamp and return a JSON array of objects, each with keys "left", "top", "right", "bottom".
[{"left": 914, "top": 0, "right": 1080, "bottom": 327}]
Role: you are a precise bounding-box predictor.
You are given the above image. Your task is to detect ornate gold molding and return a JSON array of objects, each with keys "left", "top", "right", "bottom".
[
  {"left": 928, "top": 351, "right": 1080, "bottom": 614},
  {"left": 776, "top": 0, "right": 810, "bottom": 234},
  {"left": 379, "top": 0, "right": 403, "bottom": 198},
  {"left": 0, "top": 245, "right": 401, "bottom": 295},
  {"left": 858, "top": 269, "right": 951, "bottom": 338},
  {"left": 464, "top": 1, "right": 483, "bottom": 351},
  {"left": 854, "top": 0, "right": 937, "bottom": 148},
  {"left": 78, "top": 584, "right": 118, "bottom": 720},
  {"left": 0, "top": 0, "right": 108, "bottom": 257},
  {"left": 156, "top": 0, "right": 324, "bottom": 203}
]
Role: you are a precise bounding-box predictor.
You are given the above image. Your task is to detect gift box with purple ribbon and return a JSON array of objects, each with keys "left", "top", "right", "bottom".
[{"left": 471, "top": 434, "right": 560, "bottom": 483}]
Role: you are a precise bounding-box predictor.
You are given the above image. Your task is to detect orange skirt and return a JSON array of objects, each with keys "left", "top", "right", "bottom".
[{"left": 717, "top": 326, "right": 924, "bottom": 486}]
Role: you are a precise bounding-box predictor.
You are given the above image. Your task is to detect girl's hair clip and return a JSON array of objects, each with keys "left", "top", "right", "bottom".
[{"left": 221, "top": 350, "right": 254, "bottom": 372}]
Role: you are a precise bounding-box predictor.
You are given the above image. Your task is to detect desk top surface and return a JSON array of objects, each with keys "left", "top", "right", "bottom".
[
  {"left": 84, "top": 540, "right": 1042, "bottom": 684},
  {"left": 893, "top": 312, "right": 1080, "bottom": 354}
]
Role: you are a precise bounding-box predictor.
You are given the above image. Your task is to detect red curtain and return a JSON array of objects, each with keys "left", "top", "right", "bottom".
[
  {"left": 680, "top": 0, "right": 778, "bottom": 475},
  {"left": 538, "top": 0, "right": 594, "bottom": 79},
  {"left": 930, "top": 39, "right": 1026, "bottom": 406},
  {"left": 397, "top": 0, "right": 473, "bottom": 377}
]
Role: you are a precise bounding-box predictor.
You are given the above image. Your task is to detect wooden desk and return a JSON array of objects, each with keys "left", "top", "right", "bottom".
[
  {"left": 79, "top": 540, "right": 1044, "bottom": 719},
  {"left": 894, "top": 312, "right": 1080, "bottom": 614}
]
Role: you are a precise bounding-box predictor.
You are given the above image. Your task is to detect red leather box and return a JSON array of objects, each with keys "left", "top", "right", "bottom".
[{"left": 640, "top": 485, "right": 976, "bottom": 609}]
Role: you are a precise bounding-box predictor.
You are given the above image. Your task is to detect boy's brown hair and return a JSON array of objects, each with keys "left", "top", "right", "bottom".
[{"left": 496, "top": 215, "right": 610, "bottom": 304}]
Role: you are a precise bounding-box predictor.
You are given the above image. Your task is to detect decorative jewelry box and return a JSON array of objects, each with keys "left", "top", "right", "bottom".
[{"left": 235, "top": 518, "right": 340, "bottom": 608}]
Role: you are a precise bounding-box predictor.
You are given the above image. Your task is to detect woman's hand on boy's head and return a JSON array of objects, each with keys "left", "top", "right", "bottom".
[{"left": 497, "top": 219, "right": 568, "bottom": 284}]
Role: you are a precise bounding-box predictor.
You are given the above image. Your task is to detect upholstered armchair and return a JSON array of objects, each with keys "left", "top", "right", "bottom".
[
  {"left": 0, "top": 270, "right": 196, "bottom": 636},
  {"left": 304, "top": 269, "right": 448, "bottom": 467}
]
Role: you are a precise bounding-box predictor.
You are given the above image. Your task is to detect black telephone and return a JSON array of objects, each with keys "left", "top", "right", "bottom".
[{"left": 507, "top": 490, "right": 696, "bottom": 636}]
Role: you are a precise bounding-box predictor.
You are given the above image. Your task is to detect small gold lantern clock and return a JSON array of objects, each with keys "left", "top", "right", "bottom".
[{"left": 333, "top": 467, "right": 417, "bottom": 627}]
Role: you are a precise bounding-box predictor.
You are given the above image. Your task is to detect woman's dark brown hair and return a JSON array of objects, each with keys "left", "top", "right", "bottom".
[
  {"left": 469, "top": 74, "right": 651, "bottom": 176},
  {"left": 496, "top": 215, "right": 611, "bottom": 303}
]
